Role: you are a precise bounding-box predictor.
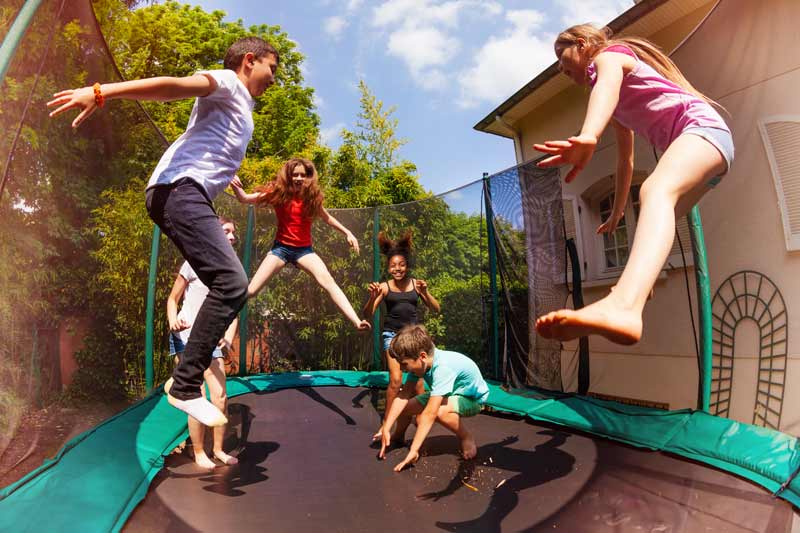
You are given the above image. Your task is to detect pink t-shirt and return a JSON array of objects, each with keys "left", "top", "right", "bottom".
[{"left": 587, "top": 44, "right": 729, "bottom": 151}]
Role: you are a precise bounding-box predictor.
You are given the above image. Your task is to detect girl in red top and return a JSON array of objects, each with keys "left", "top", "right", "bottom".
[{"left": 231, "top": 158, "right": 370, "bottom": 331}]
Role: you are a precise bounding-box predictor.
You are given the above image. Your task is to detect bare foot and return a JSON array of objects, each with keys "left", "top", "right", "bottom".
[
  {"left": 194, "top": 451, "right": 216, "bottom": 469},
  {"left": 164, "top": 378, "right": 228, "bottom": 427},
  {"left": 461, "top": 435, "right": 477, "bottom": 460},
  {"left": 535, "top": 294, "right": 642, "bottom": 345},
  {"left": 213, "top": 450, "right": 239, "bottom": 465}
]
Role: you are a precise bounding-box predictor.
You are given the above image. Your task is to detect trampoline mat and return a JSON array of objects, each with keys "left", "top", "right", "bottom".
[{"left": 125, "top": 386, "right": 794, "bottom": 532}]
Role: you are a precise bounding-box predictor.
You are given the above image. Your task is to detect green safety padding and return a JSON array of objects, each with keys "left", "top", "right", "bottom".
[{"left": 1, "top": 370, "right": 798, "bottom": 532}]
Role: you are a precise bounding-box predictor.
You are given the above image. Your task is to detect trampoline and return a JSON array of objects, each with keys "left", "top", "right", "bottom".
[
  {"left": 2, "top": 1, "right": 800, "bottom": 531},
  {"left": 125, "top": 384, "right": 795, "bottom": 532}
]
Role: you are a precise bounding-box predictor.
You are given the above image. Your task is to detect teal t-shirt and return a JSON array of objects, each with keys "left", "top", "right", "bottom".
[{"left": 407, "top": 349, "right": 489, "bottom": 403}]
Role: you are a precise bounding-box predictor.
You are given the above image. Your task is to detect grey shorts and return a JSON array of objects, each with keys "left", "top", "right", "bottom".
[{"left": 681, "top": 126, "right": 734, "bottom": 187}]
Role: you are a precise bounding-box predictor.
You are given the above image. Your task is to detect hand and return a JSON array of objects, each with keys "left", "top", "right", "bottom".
[
  {"left": 346, "top": 232, "right": 360, "bottom": 254},
  {"left": 533, "top": 134, "right": 598, "bottom": 183},
  {"left": 217, "top": 337, "right": 233, "bottom": 355},
  {"left": 596, "top": 210, "right": 624, "bottom": 234},
  {"left": 47, "top": 86, "right": 98, "bottom": 128},
  {"left": 230, "top": 175, "right": 244, "bottom": 190},
  {"left": 414, "top": 279, "right": 428, "bottom": 295},
  {"left": 394, "top": 450, "right": 420, "bottom": 472},
  {"left": 170, "top": 318, "right": 190, "bottom": 332},
  {"left": 373, "top": 427, "right": 391, "bottom": 459},
  {"left": 368, "top": 282, "right": 382, "bottom": 299},
  {"left": 356, "top": 319, "right": 372, "bottom": 332}
]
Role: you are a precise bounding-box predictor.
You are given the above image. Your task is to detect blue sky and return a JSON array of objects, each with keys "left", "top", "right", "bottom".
[{"left": 192, "top": 0, "right": 632, "bottom": 194}]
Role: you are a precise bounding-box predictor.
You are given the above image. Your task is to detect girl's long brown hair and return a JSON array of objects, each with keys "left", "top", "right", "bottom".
[
  {"left": 255, "top": 158, "right": 324, "bottom": 218},
  {"left": 556, "top": 24, "right": 715, "bottom": 105}
]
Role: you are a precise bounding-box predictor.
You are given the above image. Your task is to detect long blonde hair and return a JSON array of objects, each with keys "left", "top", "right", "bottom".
[
  {"left": 556, "top": 24, "right": 714, "bottom": 105},
  {"left": 255, "top": 158, "right": 324, "bottom": 218}
]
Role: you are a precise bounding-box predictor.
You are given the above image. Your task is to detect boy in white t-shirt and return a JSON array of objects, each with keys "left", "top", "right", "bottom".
[
  {"left": 48, "top": 37, "right": 279, "bottom": 426},
  {"left": 167, "top": 216, "right": 239, "bottom": 468}
]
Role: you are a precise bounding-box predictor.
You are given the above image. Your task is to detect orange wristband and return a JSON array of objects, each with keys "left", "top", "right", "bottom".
[{"left": 93, "top": 82, "right": 105, "bottom": 108}]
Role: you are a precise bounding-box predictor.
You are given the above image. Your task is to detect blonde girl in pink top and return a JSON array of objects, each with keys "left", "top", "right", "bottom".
[{"left": 535, "top": 24, "right": 733, "bottom": 345}]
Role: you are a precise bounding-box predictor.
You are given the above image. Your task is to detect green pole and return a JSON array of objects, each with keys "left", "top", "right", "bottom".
[
  {"left": 688, "top": 206, "right": 712, "bottom": 412},
  {"left": 144, "top": 225, "right": 160, "bottom": 392},
  {"left": 0, "top": 0, "right": 44, "bottom": 82},
  {"left": 371, "top": 208, "right": 382, "bottom": 370},
  {"left": 483, "top": 174, "right": 500, "bottom": 379},
  {"left": 239, "top": 205, "right": 255, "bottom": 376}
]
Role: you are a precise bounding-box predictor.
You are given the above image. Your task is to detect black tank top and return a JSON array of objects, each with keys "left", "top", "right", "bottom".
[{"left": 383, "top": 280, "right": 419, "bottom": 332}]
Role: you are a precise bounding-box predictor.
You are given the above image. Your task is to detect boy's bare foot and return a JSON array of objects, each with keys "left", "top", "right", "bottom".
[
  {"left": 213, "top": 450, "right": 239, "bottom": 465},
  {"left": 194, "top": 451, "right": 216, "bottom": 469},
  {"left": 461, "top": 435, "right": 477, "bottom": 460},
  {"left": 535, "top": 294, "right": 642, "bottom": 345},
  {"left": 164, "top": 378, "right": 228, "bottom": 427}
]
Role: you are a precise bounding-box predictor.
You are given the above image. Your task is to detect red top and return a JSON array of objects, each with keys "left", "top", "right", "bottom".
[{"left": 274, "top": 198, "right": 313, "bottom": 247}]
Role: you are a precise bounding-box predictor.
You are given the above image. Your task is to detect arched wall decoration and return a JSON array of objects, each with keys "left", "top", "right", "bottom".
[{"left": 710, "top": 271, "right": 788, "bottom": 429}]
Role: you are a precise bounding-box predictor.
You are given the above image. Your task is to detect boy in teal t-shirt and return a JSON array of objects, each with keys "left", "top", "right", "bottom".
[{"left": 374, "top": 325, "right": 489, "bottom": 472}]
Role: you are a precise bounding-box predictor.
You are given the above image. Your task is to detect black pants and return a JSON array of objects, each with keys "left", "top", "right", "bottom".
[{"left": 146, "top": 179, "right": 248, "bottom": 400}]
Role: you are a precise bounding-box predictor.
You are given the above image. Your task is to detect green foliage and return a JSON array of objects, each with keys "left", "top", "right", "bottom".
[
  {"left": 0, "top": 0, "right": 497, "bottom": 405},
  {"left": 94, "top": 0, "right": 319, "bottom": 155}
]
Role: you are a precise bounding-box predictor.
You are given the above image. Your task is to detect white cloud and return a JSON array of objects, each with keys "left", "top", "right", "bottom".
[
  {"left": 347, "top": 0, "right": 364, "bottom": 11},
  {"left": 456, "top": 9, "right": 555, "bottom": 109},
  {"left": 320, "top": 122, "right": 347, "bottom": 145},
  {"left": 313, "top": 93, "right": 325, "bottom": 109},
  {"left": 323, "top": 16, "right": 348, "bottom": 40},
  {"left": 555, "top": 0, "right": 633, "bottom": 27},
  {"left": 372, "top": 0, "right": 504, "bottom": 92},
  {"left": 387, "top": 26, "right": 460, "bottom": 72}
]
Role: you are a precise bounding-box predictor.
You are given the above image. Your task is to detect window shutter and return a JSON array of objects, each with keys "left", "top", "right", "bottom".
[
  {"left": 562, "top": 196, "right": 584, "bottom": 280},
  {"left": 759, "top": 118, "right": 800, "bottom": 251}
]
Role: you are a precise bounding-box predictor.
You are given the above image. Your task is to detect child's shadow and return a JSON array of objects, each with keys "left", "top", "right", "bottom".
[
  {"left": 181, "top": 402, "right": 280, "bottom": 497},
  {"left": 418, "top": 430, "right": 575, "bottom": 533}
]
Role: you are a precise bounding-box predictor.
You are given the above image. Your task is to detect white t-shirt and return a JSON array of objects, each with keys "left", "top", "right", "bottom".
[
  {"left": 147, "top": 69, "right": 255, "bottom": 200},
  {"left": 175, "top": 261, "right": 209, "bottom": 344}
]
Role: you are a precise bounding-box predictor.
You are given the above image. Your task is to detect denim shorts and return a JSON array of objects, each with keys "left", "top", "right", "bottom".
[
  {"left": 681, "top": 126, "right": 735, "bottom": 187},
  {"left": 416, "top": 393, "right": 483, "bottom": 417},
  {"left": 381, "top": 331, "right": 397, "bottom": 352},
  {"left": 170, "top": 332, "right": 223, "bottom": 359},
  {"left": 269, "top": 241, "right": 314, "bottom": 265}
]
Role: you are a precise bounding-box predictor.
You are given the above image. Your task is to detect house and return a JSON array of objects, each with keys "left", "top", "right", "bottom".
[{"left": 475, "top": 0, "right": 800, "bottom": 434}]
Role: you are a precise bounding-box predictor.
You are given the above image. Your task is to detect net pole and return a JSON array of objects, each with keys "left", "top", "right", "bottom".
[
  {"left": 144, "top": 225, "right": 160, "bottom": 392},
  {"left": 239, "top": 205, "right": 255, "bottom": 376},
  {"left": 371, "top": 208, "right": 382, "bottom": 370},
  {"left": 483, "top": 174, "right": 500, "bottom": 379},
  {"left": 0, "top": 0, "right": 44, "bottom": 82},
  {"left": 688, "top": 206, "right": 712, "bottom": 411}
]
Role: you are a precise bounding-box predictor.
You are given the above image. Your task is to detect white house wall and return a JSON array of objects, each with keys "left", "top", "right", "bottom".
[{"left": 510, "top": 0, "right": 800, "bottom": 432}]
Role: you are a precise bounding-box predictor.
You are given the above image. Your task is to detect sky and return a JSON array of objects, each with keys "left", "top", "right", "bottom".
[{"left": 191, "top": 0, "right": 633, "bottom": 195}]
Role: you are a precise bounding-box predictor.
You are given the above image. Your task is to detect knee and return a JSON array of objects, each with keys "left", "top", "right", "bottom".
[
  {"left": 638, "top": 178, "right": 674, "bottom": 205},
  {"left": 318, "top": 271, "right": 336, "bottom": 289},
  {"left": 211, "top": 390, "right": 227, "bottom": 409},
  {"left": 388, "top": 376, "right": 403, "bottom": 393}
]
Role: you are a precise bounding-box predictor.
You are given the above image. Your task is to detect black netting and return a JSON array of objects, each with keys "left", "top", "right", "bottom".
[
  {"left": 488, "top": 162, "right": 569, "bottom": 390},
  {"left": 0, "top": 0, "right": 575, "bottom": 488},
  {"left": 0, "top": 0, "right": 166, "bottom": 411}
]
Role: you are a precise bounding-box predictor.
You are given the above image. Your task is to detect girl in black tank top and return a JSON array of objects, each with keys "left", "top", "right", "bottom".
[{"left": 363, "top": 231, "right": 441, "bottom": 431}]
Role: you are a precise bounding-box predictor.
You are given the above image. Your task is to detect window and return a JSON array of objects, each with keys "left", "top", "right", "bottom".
[
  {"left": 585, "top": 178, "right": 692, "bottom": 279},
  {"left": 599, "top": 189, "right": 631, "bottom": 270}
]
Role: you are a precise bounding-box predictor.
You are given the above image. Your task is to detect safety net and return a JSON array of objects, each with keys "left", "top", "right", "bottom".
[{"left": 1, "top": 0, "right": 800, "bottom": 530}]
